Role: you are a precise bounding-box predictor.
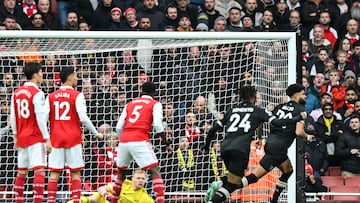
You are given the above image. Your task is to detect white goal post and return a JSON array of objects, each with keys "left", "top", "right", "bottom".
[{"left": 0, "top": 31, "right": 296, "bottom": 203}]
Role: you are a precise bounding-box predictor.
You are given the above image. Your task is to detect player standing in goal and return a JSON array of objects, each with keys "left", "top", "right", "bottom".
[
  {"left": 10, "top": 62, "right": 52, "bottom": 203},
  {"left": 112, "top": 81, "right": 170, "bottom": 203},
  {"left": 45, "top": 67, "right": 103, "bottom": 203},
  {"left": 203, "top": 85, "right": 309, "bottom": 203}
]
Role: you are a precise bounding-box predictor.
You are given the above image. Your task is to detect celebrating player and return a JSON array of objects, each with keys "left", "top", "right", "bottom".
[
  {"left": 203, "top": 85, "right": 308, "bottom": 203},
  {"left": 45, "top": 67, "right": 103, "bottom": 203},
  {"left": 112, "top": 81, "right": 170, "bottom": 203},
  {"left": 10, "top": 62, "right": 51, "bottom": 203}
]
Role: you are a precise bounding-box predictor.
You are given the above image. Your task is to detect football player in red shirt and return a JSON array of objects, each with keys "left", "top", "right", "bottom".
[
  {"left": 45, "top": 67, "right": 103, "bottom": 203},
  {"left": 112, "top": 81, "right": 170, "bottom": 203},
  {"left": 10, "top": 62, "right": 52, "bottom": 203}
]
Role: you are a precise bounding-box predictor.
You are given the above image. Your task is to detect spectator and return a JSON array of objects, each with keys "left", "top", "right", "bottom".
[
  {"left": 241, "top": 0, "right": 263, "bottom": 27},
  {"left": 29, "top": 13, "right": 48, "bottom": 30},
  {"left": 137, "top": 0, "right": 164, "bottom": 30},
  {"left": 304, "top": 162, "right": 327, "bottom": 195},
  {"left": 334, "top": 50, "right": 352, "bottom": 79},
  {"left": 315, "top": 102, "right": 344, "bottom": 167},
  {"left": 342, "top": 70, "right": 357, "bottom": 89},
  {"left": 20, "top": 0, "right": 38, "bottom": 18},
  {"left": 121, "top": 7, "right": 139, "bottom": 30},
  {"left": 95, "top": 132, "right": 119, "bottom": 188},
  {"left": 335, "top": 114, "right": 360, "bottom": 178},
  {"left": 256, "top": 9, "right": 277, "bottom": 31},
  {"left": 0, "top": 0, "right": 31, "bottom": 29},
  {"left": 325, "top": 69, "right": 346, "bottom": 110},
  {"left": 310, "top": 92, "right": 342, "bottom": 121},
  {"left": 215, "top": 0, "right": 242, "bottom": 19},
  {"left": 37, "top": 0, "right": 61, "bottom": 30},
  {"left": 189, "top": 95, "right": 214, "bottom": 126},
  {"left": 351, "top": 40, "right": 360, "bottom": 75},
  {"left": 335, "top": 38, "right": 352, "bottom": 62},
  {"left": 162, "top": 5, "right": 178, "bottom": 29},
  {"left": 337, "top": 86, "right": 358, "bottom": 120},
  {"left": 344, "top": 19, "right": 360, "bottom": 45},
  {"left": 195, "top": 22, "right": 208, "bottom": 31},
  {"left": 78, "top": 19, "right": 91, "bottom": 30},
  {"left": 286, "top": 0, "right": 301, "bottom": 10},
  {"left": 211, "top": 16, "right": 227, "bottom": 31},
  {"left": 109, "top": 7, "right": 122, "bottom": 30},
  {"left": 308, "top": 47, "right": 330, "bottom": 77},
  {"left": 299, "top": 0, "right": 328, "bottom": 40},
  {"left": 306, "top": 72, "right": 325, "bottom": 113},
  {"left": 93, "top": 0, "right": 116, "bottom": 30},
  {"left": 63, "top": 11, "right": 79, "bottom": 30},
  {"left": 307, "top": 24, "right": 333, "bottom": 57},
  {"left": 198, "top": 0, "right": 221, "bottom": 29},
  {"left": 69, "top": 0, "right": 96, "bottom": 28},
  {"left": 172, "top": 0, "right": 198, "bottom": 27},
  {"left": 335, "top": 0, "right": 360, "bottom": 39},
  {"left": 272, "top": 0, "right": 290, "bottom": 31},
  {"left": 240, "top": 14, "right": 257, "bottom": 31},
  {"left": 308, "top": 10, "right": 338, "bottom": 48},
  {"left": 176, "top": 14, "right": 193, "bottom": 31},
  {"left": 2, "top": 15, "right": 21, "bottom": 30},
  {"left": 227, "top": 6, "right": 242, "bottom": 31},
  {"left": 207, "top": 76, "right": 233, "bottom": 119}
]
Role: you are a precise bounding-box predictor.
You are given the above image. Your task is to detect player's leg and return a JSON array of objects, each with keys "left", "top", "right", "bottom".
[
  {"left": 29, "top": 142, "right": 47, "bottom": 203},
  {"left": 48, "top": 147, "right": 66, "bottom": 203},
  {"left": 211, "top": 150, "right": 248, "bottom": 203},
  {"left": 112, "top": 142, "right": 132, "bottom": 203},
  {"left": 270, "top": 158, "right": 293, "bottom": 203},
  {"left": 67, "top": 145, "right": 85, "bottom": 203},
  {"left": 131, "top": 141, "right": 164, "bottom": 203},
  {"left": 14, "top": 147, "right": 28, "bottom": 203}
]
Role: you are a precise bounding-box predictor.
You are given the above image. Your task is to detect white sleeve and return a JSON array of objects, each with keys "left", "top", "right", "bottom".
[
  {"left": 10, "top": 95, "right": 16, "bottom": 136},
  {"left": 76, "top": 93, "right": 98, "bottom": 135},
  {"left": 33, "top": 91, "right": 50, "bottom": 140},
  {"left": 116, "top": 105, "right": 127, "bottom": 136},
  {"left": 152, "top": 102, "right": 164, "bottom": 133},
  {"left": 44, "top": 95, "right": 50, "bottom": 123}
]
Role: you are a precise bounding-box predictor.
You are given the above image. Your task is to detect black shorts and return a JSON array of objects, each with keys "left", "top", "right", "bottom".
[
  {"left": 259, "top": 143, "right": 289, "bottom": 172},
  {"left": 221, "top": 150, "right": 249, "bottom": 177}
]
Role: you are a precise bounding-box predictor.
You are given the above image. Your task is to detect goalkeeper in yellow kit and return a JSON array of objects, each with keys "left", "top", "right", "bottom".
[{"left": 67, "top": 170, "right": 154, "bottom": 203}]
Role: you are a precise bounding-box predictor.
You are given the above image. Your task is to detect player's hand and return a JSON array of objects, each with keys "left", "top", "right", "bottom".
[
  {"left": 46, "top": 139, "right": 52, "bottom": 154},
  {"left": 13, "top": 136, "right": 18, "bottom": 150},
  {"left": 306, "top": 134, "right": 315, "bottom": 142},
  {"left": 300, "top": 112, "right": 307, "bottom": 120},
  {"left": 96, "top": 133, "right": 104, "bottom": 140}
]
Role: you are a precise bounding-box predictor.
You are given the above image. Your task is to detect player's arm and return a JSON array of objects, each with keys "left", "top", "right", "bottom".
[
  {"left": 116, "top": 104, "right": 128, "bottom": 138},
  {"left": 152, "top": 102, "right": 168, "bottom": 145},
  {"left": 202, "top": 119, "right": 224, "bottom": 151},
  {"left": 33, "top": 91, "right": 50, "bottom": 140},
  {"left": 75, "top": 93, "right": 101, "bottom": 138},
  {"left": 9, "top": 95, "right": 16, "bottom": 137},
  {"left": 295, "top": 120, "right": 315, "bottom": 141}
]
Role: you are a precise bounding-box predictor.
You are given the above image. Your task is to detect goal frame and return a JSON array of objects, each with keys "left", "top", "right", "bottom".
[{"left": 0, "top": 31, "right": 297, "bottom": 203}]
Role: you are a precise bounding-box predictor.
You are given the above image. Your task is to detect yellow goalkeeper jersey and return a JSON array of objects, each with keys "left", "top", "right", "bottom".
[{"left": 67, "top": 180, "right": 154, "bottom": 203}]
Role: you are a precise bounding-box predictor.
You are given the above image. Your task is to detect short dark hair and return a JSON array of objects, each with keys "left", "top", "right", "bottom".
[
  {"left": 239, "top": 85, "right": 257, "bottom": 103},
  {"left": 142, "top": 81, "right": 156, "bottom": 95},
  {"left": 286, "top": 83, "right": 305, "bottom": 97},
  {"left": 60, "top": 67, "right": 75, "bottom": 83},
  {"left": 24, "top": 62, "right": 42, "bottom": 80},
  {"left": 349, "top": 114, "right": 360, "bottom": 122}
]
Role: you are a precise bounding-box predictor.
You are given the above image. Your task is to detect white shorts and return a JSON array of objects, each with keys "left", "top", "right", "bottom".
[
  {"left": 17, "top": 142, "right": 47, "bottom": 170},
  {"left": 116, "top": 141, "right": 158, "bottom": 170},
  {"left": 48, "top": 144, "right": 84, "bottom": 171}
]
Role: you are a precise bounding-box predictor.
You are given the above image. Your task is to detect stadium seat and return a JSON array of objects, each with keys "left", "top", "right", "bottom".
[
  {"left": 330, "top": 185, "right": 360, "bottom": 201},
  {"left": 344, "top": 177, "right": 360, "bottom": 186},
  {"left": 321, "top": 176, "right": 344, "bottom": 188},
  {"left": 327, "top": 166, "right": 341, "bottom": 176}
]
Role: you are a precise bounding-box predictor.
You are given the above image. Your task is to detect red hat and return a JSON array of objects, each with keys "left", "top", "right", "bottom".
[
  {"left": 124, "top": 7, "right": 136, "bottom": 16},
  {"left": 138, "top": 73, "right": 150, "bottom": 81},
  {"left": 111, "top": 7, "right": 122, "bottom": 15},
  {"left": 305, "top": 163, "right": 314, "bottom": 175}
]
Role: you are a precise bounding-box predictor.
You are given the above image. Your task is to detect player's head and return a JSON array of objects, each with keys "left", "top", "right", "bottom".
[
  {"left": 60, "top": 67, "right": 78, "bottom": 88},
  {"left": 239, "top": 85, "right": 257, "bottom": 104},
  {"left": 131, "top": 169, "right": 147, "bottom": 190},
  {"left": 24, "top": 62, "right": 43, "bottom": 84},
  {"left": 286, "top": 83, "right": 306, "bottom": 105},
  {"left": 141, "top": 81, "right": 156, "bottom": 97}
]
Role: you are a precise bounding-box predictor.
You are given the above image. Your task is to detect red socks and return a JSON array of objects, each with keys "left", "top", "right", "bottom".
[
  {"left": 70, "top": 178, "right": 82, "bottom": 203},
  {"left": 47, "top": 178, "right": 58, "bottom": 203},
  {"left": 152, "top": 176, "right": 165, "bottom": 203},
  {"left": 33, "top": 171, "right": 45, "bottom": 203},
  {"left": 111, "top": 177, "right": 124, "bottom": 203},
  {"left": 14, "top": 173, "right": 26, "bottom": 203}
]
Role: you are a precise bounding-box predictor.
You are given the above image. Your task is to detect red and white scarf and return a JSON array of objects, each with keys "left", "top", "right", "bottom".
[
  {"left": 22, "top": 1, "right": 37, "bottom": 18},
  {"left": 185, "top": 125, "right": 201, "bottom": 142}
]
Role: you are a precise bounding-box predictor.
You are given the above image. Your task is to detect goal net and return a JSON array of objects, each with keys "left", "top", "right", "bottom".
[{"left": 0, "top": 31, "right": 296, "bottom": 203}]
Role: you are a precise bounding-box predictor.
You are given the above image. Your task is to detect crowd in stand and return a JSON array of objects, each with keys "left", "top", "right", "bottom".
[{"left": 0, "top": 0, "right": 360, "bottom": 200}]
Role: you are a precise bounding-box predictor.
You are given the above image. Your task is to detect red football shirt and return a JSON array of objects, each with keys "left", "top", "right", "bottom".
[
  {"left": 120, "top": 97, "right": 158, "bottom": 142},
  {"left": 48, "top": 87, "right": 82, "bottom": 148},
  {"left": 13, "top": 84, "right": 45, "bottom": 147}
]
